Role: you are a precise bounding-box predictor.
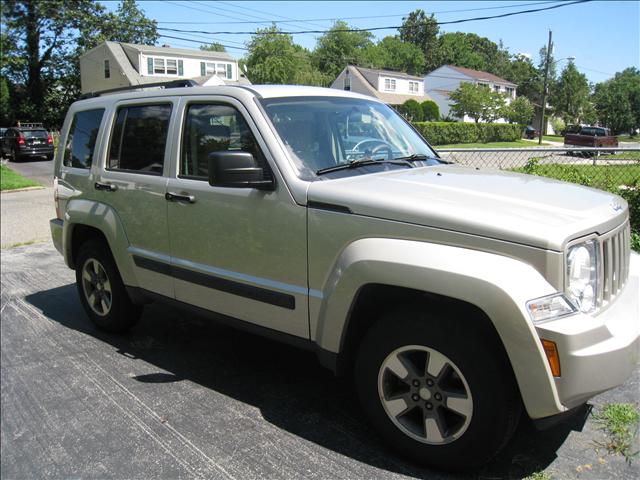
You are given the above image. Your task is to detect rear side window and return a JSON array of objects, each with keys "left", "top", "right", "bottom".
[
  {"left": 108, "top": 104, "right": 172, "bottom": 174},
  {"left": 181, "top": 103, "right": 268, "bottom": 179},
  {"left": 63, "top": 109, "right": 105, "bottom": 169}
]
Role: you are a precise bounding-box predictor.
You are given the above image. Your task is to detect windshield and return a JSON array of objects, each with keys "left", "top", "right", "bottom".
[{"left": 260, "top": 96, "right": 440, "bottom": 180}]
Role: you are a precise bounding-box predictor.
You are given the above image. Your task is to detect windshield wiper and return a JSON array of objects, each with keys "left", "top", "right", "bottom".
[
  {"left": 316, "top": 159, "right": 412, "bottom": 176},
  {"left": 394, "top": 153, "right": 452, "bottom": 165}
]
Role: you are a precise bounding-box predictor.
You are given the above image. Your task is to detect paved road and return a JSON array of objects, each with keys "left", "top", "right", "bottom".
[
  {"left": 1, "top": 156, "right": 55, "bottom": 188},
  {"left": 1, "top": 242, "right": 638, "bottom": 479},
  {"left": 0, "top": 188, "right": 55, "bottom": 247}
]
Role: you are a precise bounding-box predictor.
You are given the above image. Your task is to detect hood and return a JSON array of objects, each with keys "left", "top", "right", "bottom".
[{"left": 307, "top": 165, "right": 628, "bottom": 251}]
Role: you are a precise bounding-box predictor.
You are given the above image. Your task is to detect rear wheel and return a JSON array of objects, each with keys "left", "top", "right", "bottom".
[
  {"left": 75, "top": 239, "right": 142, "bottom": 332},
  {"left": 355, "top": 307, "right": 521, "bottom": 470},
  {"left": 11, "top": 147, "right": 21, "bottom": 162},
  {"left": 46, "top": 153, "right": 54, "bottom": 160}
]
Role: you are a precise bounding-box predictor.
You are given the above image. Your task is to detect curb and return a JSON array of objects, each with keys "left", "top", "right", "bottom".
[{"left": 1, "top": 186, "right": 46, "bottom": 194}]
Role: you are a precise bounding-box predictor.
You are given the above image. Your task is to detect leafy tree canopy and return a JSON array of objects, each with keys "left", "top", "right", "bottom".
[
  {"left": 450, "top": 83, "right": 506, "bottom": 123},
  {"left": 594, "top": 67, "right": 640, "bottom": 134},
  {"left": 399, "top": 10, "right": 440, "bottom": 72},
  {"left": 200, "top": 42, "right": 227, "bottom": 53},
  {"left": 311, "top": 21, "right": 373, "bottom": 79},
  {"left": 358, "top": 36, "right": 426, "bottom": 75},
  {"left": 552, "top": 62, "right": 591, "bottom": 124}
]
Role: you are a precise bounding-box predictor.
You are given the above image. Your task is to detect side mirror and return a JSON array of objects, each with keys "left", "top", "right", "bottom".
[{"left": 208, "top": 151, "right": 274, "bottom": 190}]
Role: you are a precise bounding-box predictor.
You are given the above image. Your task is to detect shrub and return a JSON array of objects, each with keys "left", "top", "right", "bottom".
[
  {"left": 421, "top": 100, "right": 440, "bottom": 121},
  {"left": 412, "top": 121, "right": 523, "bottom": 145},
  {"left": 398, "top": 99, "right": 423, "bottom": 122}
]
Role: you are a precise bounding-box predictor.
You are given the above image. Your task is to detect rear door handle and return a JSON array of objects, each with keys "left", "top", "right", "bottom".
[
  {"left": 95, "top": 182, "right": 117, "bottom": 192},
  {"left": 165, "top": 192, "right": 196, "bottom": 204}
]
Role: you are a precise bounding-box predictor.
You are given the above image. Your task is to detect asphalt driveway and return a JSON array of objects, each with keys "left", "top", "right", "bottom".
[{"left": 1, "top": 242, "right": 638, "bottom": 479}]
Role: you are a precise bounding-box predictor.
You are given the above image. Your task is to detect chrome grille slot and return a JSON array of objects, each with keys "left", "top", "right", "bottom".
[{"left": 599, "top": 222, "right": 631, "bottom": 308}]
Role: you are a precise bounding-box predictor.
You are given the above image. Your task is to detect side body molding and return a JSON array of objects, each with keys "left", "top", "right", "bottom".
[
  {"left": 62, "top": 199, "right": 138, "bottom": 287},
  {"left": 311, "top": 238, "right": 565, "bottom": 418}
]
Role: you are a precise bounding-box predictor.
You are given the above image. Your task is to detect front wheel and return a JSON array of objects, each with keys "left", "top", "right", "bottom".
[
  {"left": 355, "top": 308, "right": 522, "bottom": 470},
  {"left": 75, "top": 239, "right": 142, "bottom": 332}
]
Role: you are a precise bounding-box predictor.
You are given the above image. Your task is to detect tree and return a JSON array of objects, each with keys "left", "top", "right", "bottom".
[
  {"left": 594, "top": 68, "right": 640, "bottom": 134},
  {"left": 200, "top": 43, "right": 227, "bottom": 53},
  {"left": 437, "top": 32, "right": 511, "bottom": 77},
  {"left": 311, "top": 21, "right": 373, "bottom": 79},
  {"left": 501, "top": 96, "right": 534, "bottom": 125},
  {"left": 245, "top": 25, "right": 329, "bottom": 86},
  {"left": 450, "top": 83, "right": 505, "bottom": 123},
  {"left": 399, "top": 10, "right": 440, "bottom": 72},
  {"left": 552, "top": 62, "right": 591, "bottom": 124},
  {"left": 0, "top": 77, "right": 12, "bottom": 124},
  {"left": 397, "top": 99, "right": 423, "bottom": 122},
  {"left": 421, "top": 100, "right": 440, "bottom": 121},
  {"left": 358, "top": 36, "right": 425, "bottom": 75},
  {"left": 1, "top": 0, "right": 104, "bottom": 125},
  {"left": 503, "top": 56, "right": 540, "bottom": 102}
]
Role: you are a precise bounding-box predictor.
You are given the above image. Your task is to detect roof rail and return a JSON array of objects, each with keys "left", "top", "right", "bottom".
[
  {"left": 79, "top": 79, "right": 199, "bottom": 100},
  {"left": 17, "top": 122, "right": 44, "bottom": 128}
]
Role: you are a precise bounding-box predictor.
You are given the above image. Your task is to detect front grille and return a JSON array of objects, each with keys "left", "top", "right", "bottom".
[{"left": 599, "top": 222, "right": 631, "bottom": 307}]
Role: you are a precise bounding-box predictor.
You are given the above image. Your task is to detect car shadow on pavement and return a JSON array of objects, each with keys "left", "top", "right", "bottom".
[{"left": 26, "top": 284, "right": 589, "bottom": 480}]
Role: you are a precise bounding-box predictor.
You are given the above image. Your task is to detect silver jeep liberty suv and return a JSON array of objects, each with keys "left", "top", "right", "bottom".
[{"left": 51, "top": 84, "right": 639, "bottom": 470}]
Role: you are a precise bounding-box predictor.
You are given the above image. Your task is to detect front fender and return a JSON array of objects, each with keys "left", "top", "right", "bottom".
[
  {"left": 63, "top": 199, "right": 138, "bottom": 287},
  {"left": 311, "top": 238, "right": 565, "bottom": 418}
]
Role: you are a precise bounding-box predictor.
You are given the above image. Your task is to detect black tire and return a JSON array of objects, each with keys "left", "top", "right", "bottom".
[
  {"left": 11, "top": 147, "right": 21, "bottom": 162},
  {"left": 355, "top": 306, "right": 522, "bottom": 470},
  {"left": 75, "top": 239, "right": 142, "bottom": 332},
  {"left": 46, "top": 153, "right": 54, "bottom": 160}
]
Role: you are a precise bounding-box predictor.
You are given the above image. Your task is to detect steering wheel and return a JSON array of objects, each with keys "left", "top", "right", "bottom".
[{"left": 352, "top": 139, "right": 394, "bottom": 160}]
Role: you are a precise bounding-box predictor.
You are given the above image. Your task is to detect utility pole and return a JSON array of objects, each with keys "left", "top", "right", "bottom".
[{"left": 538, "top": 30, "right": 552, "bottom": 145}]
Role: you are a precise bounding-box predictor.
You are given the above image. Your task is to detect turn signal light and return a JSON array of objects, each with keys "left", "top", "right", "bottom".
[{"left": 541, "top": 339, "right": 561, "bottom": 377}]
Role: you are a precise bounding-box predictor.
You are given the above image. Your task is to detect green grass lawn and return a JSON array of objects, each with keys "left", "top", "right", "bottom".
[
  {"left": 0, "top": 165, "right": 41, "bottom": 191},
  {"left": 542, "top": 135, "right": 564, "bottom": 142},
  {"left": 435, "top": 140, "right": 552, "bottom": 149}
]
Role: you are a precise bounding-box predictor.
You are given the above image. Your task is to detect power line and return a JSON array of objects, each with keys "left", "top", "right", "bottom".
[
  {"left": 158, "top": 34, "right": 248, "bottom": 51},
  {"left": 214, "top": 0, "right": 327, "bottom": 29},
  {"left": 156, "top": 0, "right": 592, "bottom": 35},
  {"left": 156, "top": 1, "right": 563, "bottom": 25}
]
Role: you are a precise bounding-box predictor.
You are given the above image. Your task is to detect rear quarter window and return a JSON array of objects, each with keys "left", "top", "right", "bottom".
[{"left": 63, "top": 109, "right": 105, "bottom": 169}]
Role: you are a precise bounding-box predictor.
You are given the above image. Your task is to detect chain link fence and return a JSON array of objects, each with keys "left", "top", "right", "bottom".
[{"left": 435, "top": 147, "right": 639, "bottom": 187}]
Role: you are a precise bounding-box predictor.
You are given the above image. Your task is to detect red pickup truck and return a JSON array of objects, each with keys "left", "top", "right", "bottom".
[{"left": 564, "top": 126, "right": 619, "bottom": 148}]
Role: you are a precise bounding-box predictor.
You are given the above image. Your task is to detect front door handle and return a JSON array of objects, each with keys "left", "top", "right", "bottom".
[
  {"left": 95, "top": 182, "right": 117, "bottom": 192},
  {"left": 165, "top": 192, "right": 196, "bottom": 204}
]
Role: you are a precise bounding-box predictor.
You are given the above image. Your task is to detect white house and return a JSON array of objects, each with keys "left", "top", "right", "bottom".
[
  {"left": 331, "top": 65, "right": 433, "bottom": 107},
  {"left": 424, "top": 65, "right": 517, "bottom": 123},
  {"left": 80, "top": 41, "right": 250, "bottom": 95}
]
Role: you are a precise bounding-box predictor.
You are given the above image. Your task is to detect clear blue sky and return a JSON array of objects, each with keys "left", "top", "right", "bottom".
[{"left": 105, "top": 0, "right": 639, "bottom": 84}]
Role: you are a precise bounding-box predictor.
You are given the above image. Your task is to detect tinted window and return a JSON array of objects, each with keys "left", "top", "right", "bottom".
[
  {"left": 181, "top": 104, "right": 268, "bottom": 179},
  {"left": 24, "top": 130, "right": 48, "bottom": 138},
  {"left": 63, "top": 109, "right": 105, "bottom": 169},
  {"left": 108, "top": 104, "right": 171, "bottom": 174}
]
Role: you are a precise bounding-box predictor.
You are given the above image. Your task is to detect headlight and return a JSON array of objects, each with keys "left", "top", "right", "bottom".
[{"left": 566, "top": 239, "right": 599, "bottom": 313}]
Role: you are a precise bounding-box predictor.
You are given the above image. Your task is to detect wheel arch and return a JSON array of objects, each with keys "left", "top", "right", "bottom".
[{"left": 311, "top": 237, "right": 566, "bottom": 419}]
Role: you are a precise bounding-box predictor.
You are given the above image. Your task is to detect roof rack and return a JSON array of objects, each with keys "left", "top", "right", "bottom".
[
  {"left": 79, "top": 79, "right": 199, "bottom": 100},
  {"left": 17, "top": 122, "right": 44, "bottom": 128}
]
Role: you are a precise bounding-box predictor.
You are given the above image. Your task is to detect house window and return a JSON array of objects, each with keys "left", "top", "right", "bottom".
[
  {"left": 104, "top": 60, "right": 110, "bottom": 79},
  {"left": 344, "top": 75, "right": 351, "bottom": 91},
  {"left": 505, "top": 87, "right": 515, "bottom": 98},
  {"left": 384, "top": 78, "right": 396, "bottom": 91},
  {"left": 148, "top": 57, "right": 181, "bottom": 76},
  {"left": 154, "top": 58, "right": 165, "bottom": 74},
  {"left": 409, "top": 81, "right": 419, "bottom": 93},
  {"left": 478, "top": 83, "right": 489, "bottom": 89},
  {"left": 493, "top": 85, "right": 501, "bottom": 92},
  {"left": 201, "top": 62, "right": 231, "bottom": 79},
  {"left": 166, "top": 59, "right": 178, "bottom": 75}
]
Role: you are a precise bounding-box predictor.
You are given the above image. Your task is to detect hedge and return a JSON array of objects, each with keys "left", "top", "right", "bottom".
[{"left": 412, "top": 122, "right": 524, "bottom": 145}]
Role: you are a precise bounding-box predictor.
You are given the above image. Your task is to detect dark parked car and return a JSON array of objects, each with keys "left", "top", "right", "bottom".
[{"left": 1, "top": 126, "right": 55, "bottom": 161}]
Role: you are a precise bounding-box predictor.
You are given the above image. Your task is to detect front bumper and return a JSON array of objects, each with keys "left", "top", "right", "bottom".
[{"left": 536, "top": 253, "right": 640, "bottom": 410}]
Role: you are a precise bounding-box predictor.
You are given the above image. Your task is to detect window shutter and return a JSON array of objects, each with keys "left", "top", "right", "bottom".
[
  {"left": 178, "top": 60, "right": 184, "bottom": 76},
  {"left": 147, "top": 57, "right": 153, "bottom": 75},
  {"left": 226, "top": 64, "right": 232, "bottom": 79},
  {"left": 200, "top": 62, "right": 206, "bottom": 76}
]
